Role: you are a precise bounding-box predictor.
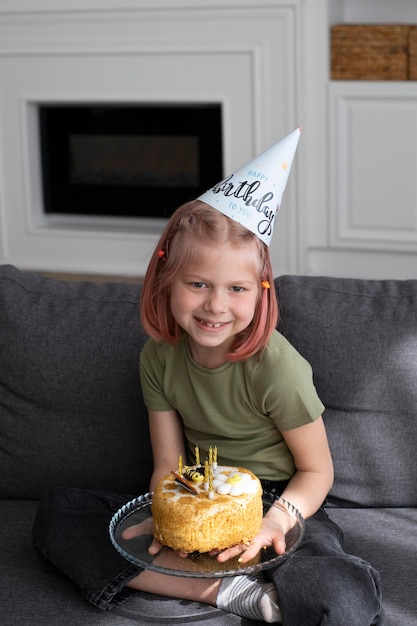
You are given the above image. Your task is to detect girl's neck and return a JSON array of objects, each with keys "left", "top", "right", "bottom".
[{"left": 187, "top": 337, "right": 230, "bottom": 369}]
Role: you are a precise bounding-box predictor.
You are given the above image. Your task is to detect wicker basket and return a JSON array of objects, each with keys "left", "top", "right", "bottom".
[
  {"left": 331, "top": 24, "right": 410, "bottom": 80},
  {"left": 409, "top": 25, "right": 417, "bottom": 80}
]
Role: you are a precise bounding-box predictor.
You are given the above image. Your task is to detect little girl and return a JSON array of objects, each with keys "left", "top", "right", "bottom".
[
  {"left": 33, "top": 130, "right": 382, "bottom": 624},
  {"left": 120, "top": 199, "right": 382, "bottom": 624}
]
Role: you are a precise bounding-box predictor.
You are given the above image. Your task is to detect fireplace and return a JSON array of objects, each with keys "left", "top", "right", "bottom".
[{"left": 39, "top": 103, "right": 223, "bottom": 220}]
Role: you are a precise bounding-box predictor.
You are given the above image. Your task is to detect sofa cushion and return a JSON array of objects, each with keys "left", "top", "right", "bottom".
[
  {"left": 275, "top": 275, "right": 417, "bottom": 508},
  {"left": 0, "top": 265, "right": 152, "bottom": 499}
]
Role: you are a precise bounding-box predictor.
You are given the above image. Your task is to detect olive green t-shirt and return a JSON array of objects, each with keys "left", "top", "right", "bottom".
[{"left": 140, "top": 330, "right": 324, "bottom": 481}]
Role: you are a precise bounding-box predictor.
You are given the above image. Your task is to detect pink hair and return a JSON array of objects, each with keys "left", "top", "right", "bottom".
[{"left": 140, "top": 200, "right": 278, "bottom": 361}]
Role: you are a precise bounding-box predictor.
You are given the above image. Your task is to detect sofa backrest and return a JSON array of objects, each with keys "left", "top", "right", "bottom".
[
  {"left": 0, "top": 265, "right": 152, "bottom": 499},
  {"left": 2, "top": 265, "right": 416, "bottom": 507},
  {"left": 275, "top": 275, "right": 417, "bottom": 508}
]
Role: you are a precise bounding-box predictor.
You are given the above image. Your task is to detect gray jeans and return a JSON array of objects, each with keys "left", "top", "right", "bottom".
[{"left": 32, "top": 487, "right": 383, "bottom": 625}]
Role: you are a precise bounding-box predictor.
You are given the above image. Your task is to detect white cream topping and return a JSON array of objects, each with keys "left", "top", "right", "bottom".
[{"left": 161, "top": 465, "right": 259, "bottom": 499}]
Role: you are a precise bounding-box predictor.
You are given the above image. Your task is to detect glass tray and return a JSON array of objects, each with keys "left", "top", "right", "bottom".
[{"left": 109, "top": 492, "right": 304, "bottom": 578}]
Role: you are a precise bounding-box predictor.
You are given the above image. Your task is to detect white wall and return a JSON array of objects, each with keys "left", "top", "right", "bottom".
[
  {"left": 322, "top": 0, "right": 417, "bottom": 279},
  {"left": 0, "top": 0, "right": 307, "bottom": 277},
  {"left": 0, "top": 0, "right": 416, "bottom": 279}
]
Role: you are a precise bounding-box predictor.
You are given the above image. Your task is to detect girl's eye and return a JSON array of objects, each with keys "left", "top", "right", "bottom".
[
  {"left": 192, "top": 281, "right": 207, "bottom": 288},
  {"left": 230, "top": 285, "right": 244, "bottom": 293}
]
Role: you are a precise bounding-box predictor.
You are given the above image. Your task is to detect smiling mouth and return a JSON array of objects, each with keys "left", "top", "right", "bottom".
[{"left": 195, "top": 317, "right": 228, "bottom": 329}]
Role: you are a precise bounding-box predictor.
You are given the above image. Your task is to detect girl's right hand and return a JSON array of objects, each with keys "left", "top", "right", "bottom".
[
  {"left": 121, "top": 517, "right": 162, "bottom": 555},
  {"left": 121, "top": 518, "right": 189, "bottom": 558}
]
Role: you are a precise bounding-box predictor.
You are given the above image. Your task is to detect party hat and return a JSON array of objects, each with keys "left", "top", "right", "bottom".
[{"left": 198, "top": 127, "right": 301, "bottom": 246}]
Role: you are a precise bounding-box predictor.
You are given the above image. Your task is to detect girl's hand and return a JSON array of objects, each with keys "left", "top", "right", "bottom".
[
  {"left": 121, "top": 518, "right": 189, "bottom": 559},
  {"left": 213, "top": 515, "right": 287, "bottom": 564},
  {"left": 121, "top": 517, "right": 165, "bottom": 555},
  {"left": 122, "top": 516, "right": 154, "bottom": 540}
]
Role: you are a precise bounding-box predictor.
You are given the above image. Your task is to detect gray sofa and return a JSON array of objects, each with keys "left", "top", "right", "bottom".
[{"left": 0, "top": 263, "right": 416, "bottom": 625}]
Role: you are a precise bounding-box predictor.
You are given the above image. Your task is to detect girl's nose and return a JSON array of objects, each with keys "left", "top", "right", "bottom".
[{"left": 203, "top": 290, "right": 226, "bottom": 314}]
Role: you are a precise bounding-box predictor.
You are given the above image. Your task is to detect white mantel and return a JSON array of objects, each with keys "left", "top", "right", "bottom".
[{"left": 0, "top": 0, "right": 325, "bottom": 277}]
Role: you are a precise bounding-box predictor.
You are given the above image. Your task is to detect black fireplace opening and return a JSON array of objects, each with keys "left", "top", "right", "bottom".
[{"left": 39, "top": 103, "right": 223, "bottom": 220}]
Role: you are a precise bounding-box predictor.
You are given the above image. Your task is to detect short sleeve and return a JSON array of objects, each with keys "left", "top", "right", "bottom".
[
  {"left": 139, "top": 340, "right": 175, "bottom": 411},
  {"left": 253, "top": 333, "right": 325, "bottom": 431}
]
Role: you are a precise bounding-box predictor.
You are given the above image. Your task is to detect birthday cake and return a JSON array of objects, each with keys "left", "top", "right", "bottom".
[{"left": 152, "top": 450, "right": 263, "bottom": 553}]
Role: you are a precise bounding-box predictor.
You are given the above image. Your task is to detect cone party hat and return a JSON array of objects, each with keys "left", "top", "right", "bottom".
[{"left": 198, "top": 127, "right": 301, "bottom": 246}]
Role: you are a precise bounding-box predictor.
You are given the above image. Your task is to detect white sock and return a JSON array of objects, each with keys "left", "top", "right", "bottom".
[{"left": 216, "top": 572, "right": 282, "bottom": 623}]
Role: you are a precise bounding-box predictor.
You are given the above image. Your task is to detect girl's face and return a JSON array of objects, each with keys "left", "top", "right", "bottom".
[{"left": 170, "top": 241, "right": 260, "bottom": 368}]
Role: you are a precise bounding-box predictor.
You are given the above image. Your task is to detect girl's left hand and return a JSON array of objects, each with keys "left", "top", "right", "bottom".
[{"left": 213, "top": 515, "right": 287, "bottom": 564}]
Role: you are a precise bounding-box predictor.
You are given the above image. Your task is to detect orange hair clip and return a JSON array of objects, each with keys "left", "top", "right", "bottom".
[
  {"left": 261, "top": 280, "right": 270, "bottom": 290},
  {"left": 157, "top": 249, "right": 166, "bottom": 259}
]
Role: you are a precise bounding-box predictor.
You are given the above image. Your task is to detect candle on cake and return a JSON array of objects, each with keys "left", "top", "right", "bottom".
[
  {"left": 208, "top": 464, "right": 214, "bottom": 499},
  {"left": 213, "top": 445, "right": 218, "bottom": 470},
  {"left": 204, "top": 460, "right": 209, "bottom": 490}
]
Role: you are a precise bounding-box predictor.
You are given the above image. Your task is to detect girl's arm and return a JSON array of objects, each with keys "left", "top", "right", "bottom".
[
  {"left": 122, "top": 408, "right": 184, "bottom": 544},
  {"left": 218, "top": 416, "right": 333, "bottom": 563},
  {"left": 261, "top": 416, "right": 333, "bottom": 552},
  {"left": 148, "top": 408, "right": 186, "bottom": 491},
  {"left": 278, "top": 415, "right": 334, "bottom": 519}
]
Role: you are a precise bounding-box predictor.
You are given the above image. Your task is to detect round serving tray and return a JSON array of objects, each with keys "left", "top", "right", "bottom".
[{"left": 109, "top": 492, "right": 304, "bottom": 578}]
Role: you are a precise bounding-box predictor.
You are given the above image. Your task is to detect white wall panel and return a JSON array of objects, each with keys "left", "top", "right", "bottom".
[{"left": 329, "top": 82, "right": 417, "bottom": 252}]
